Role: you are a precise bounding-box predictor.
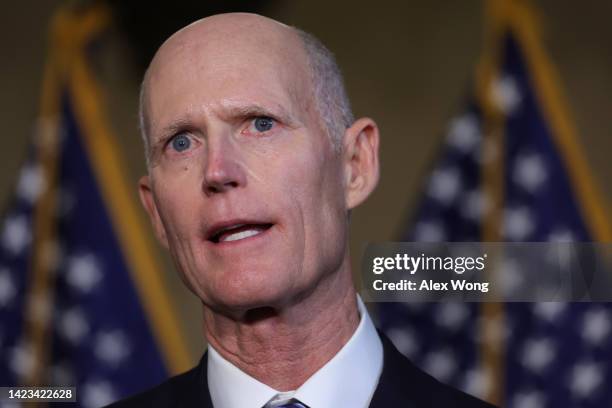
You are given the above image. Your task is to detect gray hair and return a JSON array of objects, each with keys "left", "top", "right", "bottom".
[
  {"left": 139, "top": 26, "right": 354, "bottom": 165},
  {"left": 139, "top": 80, "right": 151, "bottom": 167},
  {"left": 294, "top": 28, "right": 354, "bottom": 151}
]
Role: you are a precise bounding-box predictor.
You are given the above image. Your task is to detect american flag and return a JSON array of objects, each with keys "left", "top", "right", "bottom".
[
  {"left": 0, "top": 5, "right": 188, "bottom": 407},
  {"left": 377, "top": 2, "right": 612, "bottom": 408}
]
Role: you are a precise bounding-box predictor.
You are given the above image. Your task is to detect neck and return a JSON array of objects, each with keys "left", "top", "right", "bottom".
[{"left": 202, "top": 259, "right": 359, "bottom": 391}]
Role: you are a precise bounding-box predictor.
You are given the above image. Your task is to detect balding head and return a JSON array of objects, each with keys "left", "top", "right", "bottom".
[{"left": 139, "top": 13, "right": 353, "bottom": 165}]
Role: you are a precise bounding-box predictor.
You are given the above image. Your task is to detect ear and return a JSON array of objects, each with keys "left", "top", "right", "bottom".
[
  {"left": 342, "top": 117, "right": 380, "bottom": 209},
  {"left": 138, "top": 175, "right": 169, "bottom": 249}
]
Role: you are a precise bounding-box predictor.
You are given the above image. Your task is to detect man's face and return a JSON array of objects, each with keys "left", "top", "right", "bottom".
[{"left": 140, "top": 17, "right": 351, "bottom": 312}]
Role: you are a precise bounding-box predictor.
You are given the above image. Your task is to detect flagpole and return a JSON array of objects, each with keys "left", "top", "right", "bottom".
[
  {"left": 476, "top": 0, "right": 509, "bottom": 404},
  {"left": 65, "top": 5, "right": 193, "bottom": 375},
  {"left": 20, "top": 11, "right": 64, "bottom": 393},
  {"left": 19, "top": 5, "right": 193, "bottom": 396}
]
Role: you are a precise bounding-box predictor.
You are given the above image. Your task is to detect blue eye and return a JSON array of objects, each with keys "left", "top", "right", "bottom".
[
  {"left": 171, "top": 134, "right": 191, "bottom": 152},
  {"left": 253, "top": 117, "right": 274, "bottom": 132}
]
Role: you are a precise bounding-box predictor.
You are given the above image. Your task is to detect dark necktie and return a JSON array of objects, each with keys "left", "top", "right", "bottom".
[{"left": 276, "top": 400, "right": 308, "bottom": 408}]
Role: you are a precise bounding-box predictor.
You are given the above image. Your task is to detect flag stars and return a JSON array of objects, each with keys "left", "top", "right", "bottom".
[
  {"left": 9, "top": 342, "right": 35, "bottom": 378},
  {"left": 461, "top": 190, "right": 489, "bottom": 221},
  {"left": 521, "top": 338, "right": 555, "bottom": 373},
  {"left": 428, "top": 168, "right": 462, "bottom": 206},
  {"left": 462, "top": 369, "right": 490, "bottom": 399},
  {"left": 82, "top": 380, "right": 117, "bottom": 408},
  {"left": 498, "top": 258, "right": 524, "bottom": 296},
  {"left": 512, "top": 391, "right": 545, "bottom": 408},
  {"left": 545, "top": 228, "right": 577, "bottom": 268},
  {"left": 0, "top": 399, "right": 22, "bottom": 408},
  {"left": 447, "top": 114, "right": 480, "bottom": 153},
  {"left": 581, "top": 309, "right": 610, "bottom": 346},
  {"left": 16, "top": 163, "right": 46, "bottom": 205},
  {"left": 413, "top": 221, "right": 446, "bottom": 242},
  {"left": 436, "top": 302, "right": 470, "bottom": 331},
  {"left": 513, "top": 153, "right": 547, "bottom": 193},
  {"left": 58, "top": 308, "right": 89, "bottom": 344},
  {"left": 66, "top": 253, "right": 102, "bottom": 293},
  {"left": 94, "top": 330, "right": 131, "bottom": 367},
  {"left": 0, "top": 268, "right": 16, "bottom": 308},
  {"left": 548, "top": 228, "right": 575, "bottom": 243},
  {"left": 422, "top": 349, "right": 457, "bottom": 381},
  {"left": 2, "top": 215, "right": 31, "bottom": 256},
  {"left": 570, "top": 362, "right": 602, "bottom": 398},
  {"left": 503, "top": 207, "right": 534, "bottom": 241},
  {"left": 387, "top": 327, "right": 419, "bottom": 358},
  {"left": 532, "top": 302, "right": 566, "bottom": 323},
  {"left": 492, "top": 74, "right": 522, "bottom": 114}
]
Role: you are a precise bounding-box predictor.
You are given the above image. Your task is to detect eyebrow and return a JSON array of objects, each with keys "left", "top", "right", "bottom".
[
  {"left": 158, "top": 119, "right": 195, "bottom": 141},
  {"left": 217, "top": 103, "right": 304, "bottom": 132},
  {"left": 155, "top": 102, "right": 301, "bottom": 141}
]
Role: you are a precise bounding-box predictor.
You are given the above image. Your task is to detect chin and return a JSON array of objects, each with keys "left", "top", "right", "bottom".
[{"left": 203, "top": 267, "right": 296, "bottom": 312}]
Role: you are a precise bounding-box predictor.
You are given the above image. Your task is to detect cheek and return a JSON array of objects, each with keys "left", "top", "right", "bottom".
[
  {"left": 153, "top": 180, "right": 210, "bottom": 297},
  {"left": 152, "top": 166, "right": 204, "bottom": 242},
  {"left": 283, "top": 148, "right": 348, "bottom": 272}
]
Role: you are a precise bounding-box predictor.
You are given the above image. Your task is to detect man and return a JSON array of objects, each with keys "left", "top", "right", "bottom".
[{"left": 110, "top": 12, "right": 494, "bottom": 408}]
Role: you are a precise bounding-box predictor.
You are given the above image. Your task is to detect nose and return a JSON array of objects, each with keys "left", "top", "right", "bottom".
[{"left": 202, "top": 134, "right": 246, "bottom": 196}]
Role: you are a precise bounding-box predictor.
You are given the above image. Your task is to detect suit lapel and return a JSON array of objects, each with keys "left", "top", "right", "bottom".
[
  {"left": 369, "top": 333, "right": 417, "bottom": 408},
  {"left": 370, "top": 332, "right": 496, "bottom": 408},
  {"left": 178, "top": 352, "right": 214, "bottom": 408}
]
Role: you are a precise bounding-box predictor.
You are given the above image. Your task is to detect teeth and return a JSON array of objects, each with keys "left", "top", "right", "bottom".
[{"left": 221, "top": 228, "right": 262, "bottom": 242}]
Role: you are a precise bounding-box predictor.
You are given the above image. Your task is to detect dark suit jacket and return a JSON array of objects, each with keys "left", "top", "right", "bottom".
[{"left": 107, "top": 333, "right": 495, "bottom": 407}]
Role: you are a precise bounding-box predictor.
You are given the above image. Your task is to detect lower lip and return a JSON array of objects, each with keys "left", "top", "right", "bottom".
[{"left": 209, "top": 225, "right": 274, "bottom": 249}]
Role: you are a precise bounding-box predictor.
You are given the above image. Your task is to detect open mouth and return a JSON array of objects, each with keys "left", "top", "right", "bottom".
[{"left": 208, "top": 223, "right": 273, "bottom": 244}]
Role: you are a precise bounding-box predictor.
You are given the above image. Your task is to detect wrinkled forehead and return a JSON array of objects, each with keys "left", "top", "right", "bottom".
[{"left": 143, "top": 16, "right": 313, "bottom": 134}]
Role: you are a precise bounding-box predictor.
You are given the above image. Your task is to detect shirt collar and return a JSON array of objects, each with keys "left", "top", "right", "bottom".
[
  {"left": 292, "top": 296, "right": 383, "bottom": 408},
  {"left": 208, "top": 344, "right": 278, "bottom": 408},
  {"left": 207, "top": 296, "right": 383, "bottom": 408}
]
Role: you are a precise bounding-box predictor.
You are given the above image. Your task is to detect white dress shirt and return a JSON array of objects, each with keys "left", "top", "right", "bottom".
[{"left": 207, "top": 296, "right": 383, "bottom": 408}]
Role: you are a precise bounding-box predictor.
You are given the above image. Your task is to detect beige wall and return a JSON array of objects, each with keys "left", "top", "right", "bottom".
[{"left": 2, "top": 0, "right": 611, "bottom": 362}]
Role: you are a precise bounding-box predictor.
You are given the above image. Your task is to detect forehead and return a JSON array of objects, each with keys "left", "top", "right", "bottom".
[{"left": 144, "top": 19, "right": 312, "bottom": 134}]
